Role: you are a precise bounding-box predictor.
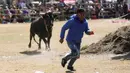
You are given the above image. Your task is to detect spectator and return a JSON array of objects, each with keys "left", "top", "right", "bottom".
[
  {"left": 123, "top": 3, "right": 128, "bottom": 15},
  {"left": 18, "top": 1, "right": 27, "bottom": 9}
]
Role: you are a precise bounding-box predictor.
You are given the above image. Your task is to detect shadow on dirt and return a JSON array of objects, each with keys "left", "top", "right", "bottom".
[
  {"left": 112, "top": 53, "right": 130, "bottom": 60},
  {"left": 66, "top": 71, "right": 74, "bottom": 73},
  {"left": 20, "top": 50, "right": 41, "bottom": 55}
]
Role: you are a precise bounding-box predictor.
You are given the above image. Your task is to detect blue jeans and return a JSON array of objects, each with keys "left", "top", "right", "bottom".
[{"left": 63, "top": 41, "right": 81, "bottom": 67}]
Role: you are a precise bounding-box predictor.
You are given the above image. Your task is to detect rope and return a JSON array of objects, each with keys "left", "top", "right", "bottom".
[{"left": 117, "top": 13, "right": 130, "bottom": 19}]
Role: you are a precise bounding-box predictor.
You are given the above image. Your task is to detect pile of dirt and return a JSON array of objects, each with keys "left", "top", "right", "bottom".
[{"left": 81, "top": 25, "right": 130, "bottom": 54}]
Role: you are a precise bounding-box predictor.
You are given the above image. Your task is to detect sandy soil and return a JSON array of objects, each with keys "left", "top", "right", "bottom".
[{"left": 0, "top": 19, "right": 130, "bottom": 73}]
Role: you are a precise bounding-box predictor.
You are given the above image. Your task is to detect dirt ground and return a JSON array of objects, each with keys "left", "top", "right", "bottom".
[{"left": 0, "top": 19, "right": 130, "bottom": 73}]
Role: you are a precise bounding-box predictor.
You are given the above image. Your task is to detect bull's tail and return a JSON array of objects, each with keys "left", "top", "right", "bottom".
[
  {"left": 28, "top": 32, "right": 39, "bottom": 48},
  {"left": 32, "top": 35, "right": 39, "bottom": 44}
]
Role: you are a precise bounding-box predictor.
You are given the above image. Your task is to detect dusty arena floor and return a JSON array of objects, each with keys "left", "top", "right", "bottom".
[{"left": 0, "top": 19, "right": 130, "bottom": 73}]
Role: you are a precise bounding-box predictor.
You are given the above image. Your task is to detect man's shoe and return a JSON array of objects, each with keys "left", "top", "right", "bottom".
[
  {"left": 61, "top": 58, "right": 67, "bottom": 67},
  {"left": 67, "top": 66, "right": 76, "bottom": 71}
]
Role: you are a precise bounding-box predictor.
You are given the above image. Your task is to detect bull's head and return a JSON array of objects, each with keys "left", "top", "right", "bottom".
[{"left": 42, "top": 13, "right": 54, "bottom": 27}]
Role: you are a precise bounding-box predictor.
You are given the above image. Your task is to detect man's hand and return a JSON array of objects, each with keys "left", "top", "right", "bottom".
[
  {"left": 87, "top": 31, "right": 94, "bottom": 35},
  {"left": 59, "top": 38, "right": 64, "bottom": 44},
  {"left": 89, "top": 31, "right": 94, "bottom": 35}
]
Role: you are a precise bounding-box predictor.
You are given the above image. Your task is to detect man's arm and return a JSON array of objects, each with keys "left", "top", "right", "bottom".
[
  {"left": 84, "top": 22, "right": 94, "bottom": 35},
  {"left": 60, "top": 20, "right": 73, "bottom": 43}
]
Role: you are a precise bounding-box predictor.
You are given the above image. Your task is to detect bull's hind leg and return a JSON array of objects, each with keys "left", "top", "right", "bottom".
[
  {"left": 38, "top": 38, "right": 42, "bottom": 49},
  {"left": 28, "top": 33, "right": 34, "bottom": 48}
]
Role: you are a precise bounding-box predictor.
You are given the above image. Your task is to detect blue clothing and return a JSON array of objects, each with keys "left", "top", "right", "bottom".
[
  {"left": 70, "top": 14, "right": 76, "bottom": 19},
  {"left": 60, "top": 15, "right": 90, "bottom": 43},
  {"left": 67, "top": 41, "right": 80, "bottom": 56},
  {"left": 63, "top": 42, "right": 80, "bottom": 67}
]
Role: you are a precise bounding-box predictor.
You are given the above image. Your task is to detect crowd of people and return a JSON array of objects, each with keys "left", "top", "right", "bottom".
[
  {"left": 0, "top": 1, "right": 76, "bottom": 24},
  {"left": 0, "top": 0, "right": 33, "bottom": 24},
  {"left": 0, "top": 0, "right": 129, "bottom": 24}
]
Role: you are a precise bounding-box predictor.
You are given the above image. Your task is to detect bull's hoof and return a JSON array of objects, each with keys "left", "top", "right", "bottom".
[
  {"left": 38, "top": 47, "right": 41, "bottom": 50},
  {"left": 48, "top": 49, "right": 51, "bottom": 51},
  {"left": 46, "top": 48, "right": 51, "bottom": 51},
  {"left": 28, "top": 44, "right": 31, "bottom": 48}
]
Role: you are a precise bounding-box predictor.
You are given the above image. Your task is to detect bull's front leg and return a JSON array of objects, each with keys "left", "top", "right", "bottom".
[
  {"left": 47, "top": 36, "right": 51, "bottom": 51},
  {"left": 42, "top": 38, "right": 48, "bottom": 50},
  {"left": 47, "top": 29, "right": 52, "bottom": 51}
]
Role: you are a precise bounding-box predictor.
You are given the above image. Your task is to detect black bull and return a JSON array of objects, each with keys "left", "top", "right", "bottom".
[{"left": 28, "top": 13, "right": 54, "bottom": 50}]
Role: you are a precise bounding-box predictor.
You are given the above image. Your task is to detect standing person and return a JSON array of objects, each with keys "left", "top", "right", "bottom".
[
  {"left": 123, "top": 3, "right": 128, "bottom": 15},
  {"left": 95, "top": 5, "right": 100, "bottom": 19},
  {"left": 59, "top": 8, "right": 94, "bottom": 71}
]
